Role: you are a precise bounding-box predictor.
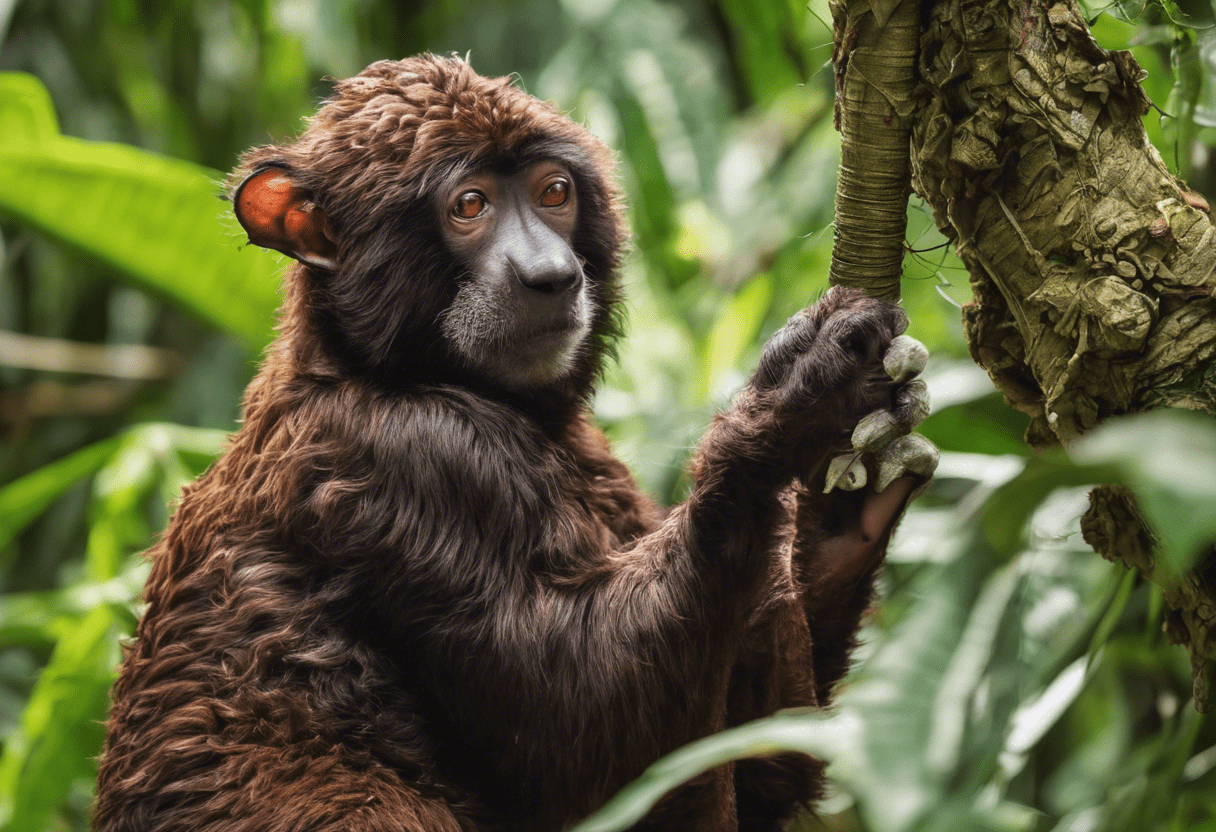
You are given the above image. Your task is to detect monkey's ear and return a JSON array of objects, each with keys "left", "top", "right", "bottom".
[{"left": 233, "top": 167, "right": 339, "bottom": 271}]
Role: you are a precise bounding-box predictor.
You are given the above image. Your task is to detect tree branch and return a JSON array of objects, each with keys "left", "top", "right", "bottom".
[
  {"left": 911, "top": 0, "right": 1216, "bottom": 443},
  {"left": 829, "top": 0, "right": 922, "bottom": 300},
  {"left": 907, "top": 0, "right": 1216, "bottom": 707},
  {"left": 0, "top": 330, "right": 181, "bottom": 380}
]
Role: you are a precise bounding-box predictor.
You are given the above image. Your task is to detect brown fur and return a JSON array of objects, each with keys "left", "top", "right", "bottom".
[{"left": 93, "top": 55, "right": 909, "bottom": 832}]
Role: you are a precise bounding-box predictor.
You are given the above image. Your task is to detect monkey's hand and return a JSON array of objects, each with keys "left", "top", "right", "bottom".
[
  {"left": 747, "top": 286, "right": 915, "bottom": 479},
  {"left": 786, "top": 332, "right": 937, "bottom": 700},
  {"left": 821, "top": 333, "right": 939, "bottom": 495}
]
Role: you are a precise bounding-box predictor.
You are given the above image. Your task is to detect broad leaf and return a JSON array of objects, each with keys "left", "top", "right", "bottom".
[
  {"left": 0, "top": 606, "right": 122, "bottom": 832},
  {"left": 1071, "top": 409, "right": 1216, "bottom": 575},
  {"left": 572, "top": 709, "right": 860, "bottom": 832},
  {"left": 699, "top": 272, "right": 773, "bottom": 399},
  {"left": 0, "top": 560, "right": 148, "bottom": 650},
  {"left": 0, "top": 437, "right": 121, "bottom": 553},
  {"left": 86, "top": 424, "right": 227, "bottom": 581},
  {"left": 0, "top": 73, "right": 284, "bottom": 348}
]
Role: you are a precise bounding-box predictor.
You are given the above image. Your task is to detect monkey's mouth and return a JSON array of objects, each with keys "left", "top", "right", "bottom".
[
  {"left": 443, "top": 287, "right": 590, "bottom": 386},
  {"left": 494, "top": 312, "right": 590, "bottom": 374},
  {"left": 509, "top": 319, "right": 588, "bottom": 357},
  {"left": 521, "top": 321, "right": 583, "bottom": 341},
  {"left": 512, "top": 295, "right": 590, "bottom": 348}
]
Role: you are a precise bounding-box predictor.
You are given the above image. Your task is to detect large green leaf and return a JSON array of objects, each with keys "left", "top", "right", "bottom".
[
  {"left": 1071, "top": 409, "right": 1216, "bottom": 576},
  {"left": 715, "top": 0, "right": 805, "bottom": 104},
  {"left": 0, "top": 606, "right": 122, "bottom": 832},
  {"left": 0, "top": 437, "right": 121, "bottom": 553},
  {"left": 986, "top": 409, "right": 1216, "bottom": 574},
  {"left": 0, "top": 559, "right": 148, "bottom": 650},
  {"left": 980, "top": 453, "right": 1114, "bottom": 554},
  {"left": 698, "top": 272, "right": 773, "bottom": 400},
  {"left": 0, "top": 73, "right": 285, "bottom": 348},
  {"left": 0, "top": 423, "right": 227, "bottom": 561},
  {"left": 0, "top": 72, "right": 59, "bottom": 143},
  {"left": 85, "top": 424, "right": 228, "bottom": 581},
  {"left": 572, "top": 709, "right": 859, "bottom": 832}
]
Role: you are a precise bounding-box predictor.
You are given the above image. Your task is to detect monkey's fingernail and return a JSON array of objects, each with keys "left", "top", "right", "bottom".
[
  {"left": 883, "top": 335, "right": 928, "bottom": 382},
  {"left": 824, "top": 454, "right": 868, "bottom": 493},
  {"left": 852, "top": 410, "right": 902, "bottom": 452},
  {"left": 874, "top": 434, "right": 940, "bottom": 492}
]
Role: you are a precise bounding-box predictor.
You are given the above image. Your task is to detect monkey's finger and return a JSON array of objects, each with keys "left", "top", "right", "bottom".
[
  {"left": 874, "top": 434, "right": 940, "bottom": 493},
  {"left": 894, "top": 377, "right": 931, "bottom": 428},
  {"left": 883, "top": 335, "right": 928, "bottom": 383},
  {"left": 851, "top": 409, "right": 903, "bottom": 453},
  {"left": 752, "top": 309, "right": 819, "bottom": 391},
  {"left": 823, "top": 453, "right": 868, "bottom": 493},
  {"left": 851, "top": 377, "right": 931, "bottom": 452}
]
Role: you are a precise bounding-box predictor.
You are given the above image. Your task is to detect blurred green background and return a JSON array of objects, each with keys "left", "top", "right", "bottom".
[{"left": 2, "top": 1, "right": 1216, "bottom": 830}]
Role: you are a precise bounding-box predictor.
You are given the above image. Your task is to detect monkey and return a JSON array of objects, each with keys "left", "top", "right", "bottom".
[{"left": 92, "top": 54, "right": 937, "bottom": 832}]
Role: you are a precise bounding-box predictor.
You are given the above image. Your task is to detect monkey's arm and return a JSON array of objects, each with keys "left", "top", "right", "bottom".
[
  {"left": 640, "top": 288, "right": 926, "bottom": 614},
  {"left": 787, "top": 478, "right": 918, "bottom": 702},
  {"left": 790, "top": 335, "right": 938, "bottom": 701}
]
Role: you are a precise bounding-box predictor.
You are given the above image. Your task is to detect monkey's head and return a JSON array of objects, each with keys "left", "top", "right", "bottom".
[{"left": 231, "top": 54, "right": 627, "bottom": 398}]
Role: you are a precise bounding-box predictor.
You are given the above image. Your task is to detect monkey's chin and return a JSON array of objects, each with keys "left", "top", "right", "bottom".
[{"left": 465, "top": 323, "right": 590, "bottom": 390}]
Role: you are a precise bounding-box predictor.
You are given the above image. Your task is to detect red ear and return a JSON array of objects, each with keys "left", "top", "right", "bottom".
[{"left": 234, "top": 167, "right": 338, "bottom": 271}]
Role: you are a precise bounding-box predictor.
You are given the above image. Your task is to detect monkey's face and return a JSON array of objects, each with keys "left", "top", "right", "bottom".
[
  {"left": 436, "top": 160, "right": 591, "bottom": 388},
  {"left": 232, "top": 55, "right": 627, "bottom": 395}
]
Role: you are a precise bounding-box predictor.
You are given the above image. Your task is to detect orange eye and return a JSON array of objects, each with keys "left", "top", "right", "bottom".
[
  {"left": 540, "top": 180, "right": 570, "bottom": 208},
  {"left": 453, "top": 191, "right": 487, "bottom": 219}
]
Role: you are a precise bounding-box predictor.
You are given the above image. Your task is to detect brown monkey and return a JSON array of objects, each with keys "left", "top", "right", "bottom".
[{"left": 93, "top": 54, "right": 936, "bottom": 832}]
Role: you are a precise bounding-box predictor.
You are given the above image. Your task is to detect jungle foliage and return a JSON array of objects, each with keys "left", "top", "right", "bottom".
[{"left": 1, "top": 1, "right": 1216, "bottom": 830}]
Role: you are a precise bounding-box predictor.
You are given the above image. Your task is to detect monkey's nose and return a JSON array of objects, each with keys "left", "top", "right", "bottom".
[
  {"left": 507, "top": 250, "right": 582, "bottom": 295},
  {"left": 517, "top": 267, "right": 581, "bottom": 294}
]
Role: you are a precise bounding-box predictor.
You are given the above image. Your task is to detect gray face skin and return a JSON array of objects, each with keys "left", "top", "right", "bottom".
[{"left": 437, "top": 160, "right": 590, "bottom": 389}]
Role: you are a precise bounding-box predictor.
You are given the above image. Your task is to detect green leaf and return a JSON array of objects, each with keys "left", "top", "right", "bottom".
[
  {"left": 0, "top": 72, "right": 59, "bottom": 144},
  {"left": 926, "top": 561, "right": 1022, "bottom": 777},
  {"left": 572, "top": 709, "right": 858, "bottom": 832},
  {"left": 0, "top": 559, "right": 148, "bottom": 649},
  {"left": 715, "top": 0, "right": 804, "bottom": 104},
  {"left": 0, "top": 606, "right": 123, "bottom": 832},
  {"left": 981, "top": 454, "right": 1116, "bottom": 553},
  {"left": 1166, "top": 30, "right": 1202, "bottom": 175},
  {"left": 836, "top": 550, "right": 992, "bottom": 832},
  {"left": 698, "top": 273, "right": 774, "bottom": 400},
  {"left": 1001, "top": 657, "right": 1091, "bottom": 778},
  {"left": 86, "top": 424, "right": 227, "bottom": 581},
  {"left": 0, "top": 436, "right": 121, "bottom": 553},
  {"left": 1072, "top": 409, "right": 1216, "bottom": 576},
  {"left": 980, "top": 409, "right": 1216, "bottom": 569},
  {"left": 1087, "top": 568, "right": 1137, "bottom": 666},
  {"left": 0, "top": 423, "right": 227, "bottom": 564},
  {"left": 918, "top": 394, "right": 1034, "bottom": 457},
  {"left": 0, "top": 73, "right": 284, "bottom": 348}
]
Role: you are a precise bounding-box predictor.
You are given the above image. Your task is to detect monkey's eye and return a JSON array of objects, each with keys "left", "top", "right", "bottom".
[
  {"left": 453, "top": 191, "right": 487, "bottom": 219},
  {"left": 540, "top": 180, "right": 570, "bottom": 208}
]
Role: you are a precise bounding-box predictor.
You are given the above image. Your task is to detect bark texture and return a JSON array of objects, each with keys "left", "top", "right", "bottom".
[
  {"left": 913, "top": 0, "right": 1216, "bottom": 441},
  {"left": 830, "top": 0, "right": 922, "bottom": 300},
  {"left": 906, "top": 0, "right": 1216, "bottom": 705}
]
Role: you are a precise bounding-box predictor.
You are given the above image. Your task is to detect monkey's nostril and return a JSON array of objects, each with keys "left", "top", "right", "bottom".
[{"left": 518, "top": 270, "right": 580, "bottom": 294}]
